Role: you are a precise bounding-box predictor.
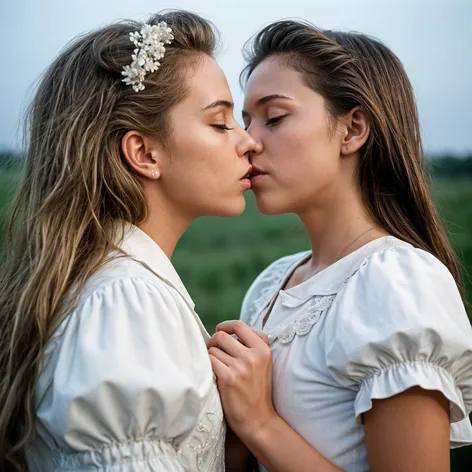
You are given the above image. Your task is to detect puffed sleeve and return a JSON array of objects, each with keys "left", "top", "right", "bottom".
[
  {"left": 37, "top": 276, "right": 213, "bottom": 470},
  {"left": 327, "top": 245, "right": 472, "bottom": 447}
]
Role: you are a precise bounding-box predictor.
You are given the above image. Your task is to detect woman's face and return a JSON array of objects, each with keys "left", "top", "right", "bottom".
[
  {"left": 157, "top": 55, "right": 257, "bottom": 218},
  {"left": 242, "top": 56, "right": 347, "bottom": 215}
]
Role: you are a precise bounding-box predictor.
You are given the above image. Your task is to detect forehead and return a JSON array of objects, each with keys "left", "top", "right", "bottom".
[
  {"left": 183, "top": 55, "right": 233, "bottom": 108},
  {"left": 244, "top": 56, "right": 305, "bottom": 107}
]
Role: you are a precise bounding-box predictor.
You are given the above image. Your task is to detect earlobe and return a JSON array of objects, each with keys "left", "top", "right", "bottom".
[{"left": 121, "top": 130, "right": 161, "bottom": 179}]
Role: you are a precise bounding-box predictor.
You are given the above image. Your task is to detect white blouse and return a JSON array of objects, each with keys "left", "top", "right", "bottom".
[
  {"left": 25, "top": 224, "right": 225, "bottom": 472},
  {"left": 241, "top": 236, "right": 472, "bottom": 472}
]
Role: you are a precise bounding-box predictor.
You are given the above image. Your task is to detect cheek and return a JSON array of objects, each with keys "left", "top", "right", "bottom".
[
  {"left": 263, "top": 122, "right": 340, "bottom": 208},
  {"left": 167, "top": 130, "right": 237, "bottom": 200},
  {"left": 172, "top": 127, "right": 220, "bottom": 176},
  {"left": 265, "top": 124, "right": 320, "bottom": 180},
  {"left": 287, "top": 120, "right": 338, "bottom": 171}
]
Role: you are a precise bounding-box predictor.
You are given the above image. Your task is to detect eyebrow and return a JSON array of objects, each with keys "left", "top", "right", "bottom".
[
  {"left": 201, "top": 100, "right": 234, "bottom": 111},
  {"left": 242, "top": 94, "right": 293, "bottom": 118}
]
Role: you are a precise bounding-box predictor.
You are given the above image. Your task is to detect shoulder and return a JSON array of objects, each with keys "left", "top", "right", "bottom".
[
  {"left": 325, "top": 243, "right": 472, "bottom": 435},
  {"left": 327, "top": 239, "right": 472, "bottom": 380},
  {"left": 79, "top": 255, "right": 165, "bottom": 297},
  {"left": 74, "top": 255, "right": 183, "bottom": 311},
  {"left": 52, "top": 256, "right": 188, "bottom": 345},
  {"left": 346, "top": 240, "right": 460, "bottom": 305}
]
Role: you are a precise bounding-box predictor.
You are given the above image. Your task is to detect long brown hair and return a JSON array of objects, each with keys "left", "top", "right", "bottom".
[
  {"left": 241, "top": 20, "right": 465, "bottom": 302},
  {"left": 0, "top": 10, "right": 217, "bottom": 470}
]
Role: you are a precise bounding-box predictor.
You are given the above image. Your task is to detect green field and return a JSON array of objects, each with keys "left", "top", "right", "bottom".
[
  {"left": 1, "top": 171, "right": 472, "bottom": 469},
  {"left": 0, "top": 169, "right": 20, "bottom": 249},
  {"left": 1, "top": 172, "right": 471, "bottom": 329}
]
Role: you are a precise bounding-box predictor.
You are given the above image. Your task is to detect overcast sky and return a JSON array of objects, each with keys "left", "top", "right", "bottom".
[{"left": 1, "top": 0, "right": 471, "bottom": 153}]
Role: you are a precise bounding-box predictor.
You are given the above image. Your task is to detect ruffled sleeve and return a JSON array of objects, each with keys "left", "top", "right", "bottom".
[
  {"left": 36, "top": 276, "right": 213, "bottom": 470},
  {"left": 326, "top": 245, "right": 472, "bottom": 447}
]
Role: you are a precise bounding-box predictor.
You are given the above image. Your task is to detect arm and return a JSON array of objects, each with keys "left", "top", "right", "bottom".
[
  {"left": 241, "top": 413, "right": 343, "bottom": 472},
  {"left": 209, "top": 321, "right": 453, "bottom": 472},
  {"left": 239, "top": 386, "right": 450, "bottom": 472},
  {"left": 208, "top": 321, "right": 342, "bottom": 472},
  {"left": 48, "top": 277, "right": 209, "bottom": 470},
  {"left": 363, "top": 387, "right": 450, "bottom": 472}
]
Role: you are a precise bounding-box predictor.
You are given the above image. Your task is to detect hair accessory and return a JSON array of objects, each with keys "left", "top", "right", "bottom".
[{"left": 122, "top": 22, "right": 174, "bottom": 92}]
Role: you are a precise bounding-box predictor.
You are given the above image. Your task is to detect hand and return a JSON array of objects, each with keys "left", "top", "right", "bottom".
[{"left": 207, "top": 320, "right": 277, "bottom": 440}]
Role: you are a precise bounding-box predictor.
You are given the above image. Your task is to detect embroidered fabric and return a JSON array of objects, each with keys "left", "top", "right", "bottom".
[
  {"left": 185, "top": 383, "right": 226, "bottom": 471},
  {"left": 278, "top": 295, "right": 336, "bottom": 343}
]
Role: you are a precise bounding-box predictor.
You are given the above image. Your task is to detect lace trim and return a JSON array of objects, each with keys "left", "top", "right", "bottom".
[
  {"left": 185, "top": 384, "right": 226, "bottom": 471},
  {"left": 278, "top": 294, "right": 336, "bottom": 344}
]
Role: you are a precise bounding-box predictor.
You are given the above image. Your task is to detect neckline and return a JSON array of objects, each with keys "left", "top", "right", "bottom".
[
  {"left": 283, "top": 236, "right": 398, "bottom": 297},
  {"left": 260, "top": 236, "right": 406, "bottom": 329}
]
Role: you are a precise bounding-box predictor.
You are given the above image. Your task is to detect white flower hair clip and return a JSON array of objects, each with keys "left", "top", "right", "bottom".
[{"left": 122, "top": 22, "right": 174, "bottom": 92}]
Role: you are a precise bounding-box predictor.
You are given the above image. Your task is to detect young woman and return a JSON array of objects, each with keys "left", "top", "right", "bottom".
[
  {"left": 207, "top": 20, "right": 472, "bottom": 472},
  {"left": 0, "top": 10, "right": 257, "bottom": 471}
]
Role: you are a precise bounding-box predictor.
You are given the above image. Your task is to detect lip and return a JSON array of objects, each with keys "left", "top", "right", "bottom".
[
  {"left": 241, "top": 165, "right": 253, "bottom": 180},
  {"left": 250, "top": 164, "right": 265, "bottom": 175},
  {"left": 240, "top": 178, "right": 252, "bottom": 190},
  {"left": 239, "top": 165, "right": 253, "bottom": 190},
  {"left": 248, "top": 165, "right": 268, "bottom": 185},
  {"left": 249, "top": 173, "right": 267, "bottom": 186}
]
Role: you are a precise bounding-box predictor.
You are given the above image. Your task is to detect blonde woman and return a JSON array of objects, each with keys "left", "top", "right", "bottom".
[{"left": 0, "top": 10, "right": 256, "bottom": 471}]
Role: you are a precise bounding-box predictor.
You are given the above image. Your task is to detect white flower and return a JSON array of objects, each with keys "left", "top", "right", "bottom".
[{"left": 121, "top": 22, "right": 174, "bottom": 92}]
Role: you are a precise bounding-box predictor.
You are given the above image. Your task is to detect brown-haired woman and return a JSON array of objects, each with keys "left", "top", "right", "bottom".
[
  {"left": 208, "top": 20, "right": 472, "bottom": 472},
  {"left": 0, "top": 10, "right": 257, "bottom": 471}
]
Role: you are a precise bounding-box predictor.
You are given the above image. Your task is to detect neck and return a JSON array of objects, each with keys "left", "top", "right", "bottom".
[
  {"left": 138, "top": 186, "right": 193, "bottom": 259},
  {"left": 298, "top": 179, "right": 386, "bottom": 271}
]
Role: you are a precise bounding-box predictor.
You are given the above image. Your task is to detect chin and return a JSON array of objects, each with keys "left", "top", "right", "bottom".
[
  {"left": 254, "top": 195, "right": 290, "bottom": 215},
  {"left": 212, "top": 198, "right": 246, "bottom": 217}
]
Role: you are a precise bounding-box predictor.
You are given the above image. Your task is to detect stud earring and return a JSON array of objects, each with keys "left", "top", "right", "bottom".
[{"left": 151, "top": 171, "right": 157, "bottom": 178}]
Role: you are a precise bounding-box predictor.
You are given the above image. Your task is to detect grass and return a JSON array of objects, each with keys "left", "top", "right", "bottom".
[{"left": 0, "top": 169, "right": 21, "bottom": 248}]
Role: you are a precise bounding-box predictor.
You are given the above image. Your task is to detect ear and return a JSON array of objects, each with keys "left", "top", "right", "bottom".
[
  {"left": 340, "top": 107, "right": 370, "bottom": 156},
  {"left": 121, "top": 130, "right": 162, "bottom": 180}
]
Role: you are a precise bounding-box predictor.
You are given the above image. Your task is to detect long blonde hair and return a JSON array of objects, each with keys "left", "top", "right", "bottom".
[{"left": 0, "top": 10, "right": 217, "bottom": 470}]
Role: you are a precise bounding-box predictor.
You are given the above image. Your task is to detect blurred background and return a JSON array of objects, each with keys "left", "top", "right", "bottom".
[{"left": 1, "top": 0, "right": 471, "bottom": 469}]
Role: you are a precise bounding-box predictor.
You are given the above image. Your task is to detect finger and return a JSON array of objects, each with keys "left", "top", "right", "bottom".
[
  {"left": 206, "top": 331, "right": 240, "bottom": 348},
  {"left": 209, "top": 353, "right": 230, "bottom": 379},
  {"left": 207, "top": 331, "right": 247, "bottom": 357},
  {"left": 208, "top": 346, "right": 236, "bottom": 367},
  {"left": 216, "top": 320, "right": 266, "bottom": 349},
  {"left": 254, "top": 330, "right": 269, "bottom": 344}
]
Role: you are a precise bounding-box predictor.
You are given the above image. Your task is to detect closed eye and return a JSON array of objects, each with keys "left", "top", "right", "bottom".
[
  {"left": 212, "top": 124, "right": 234, "bottom": 132},
  {"left": 265, "top": 115, "right": 288, "bottom": 126}
]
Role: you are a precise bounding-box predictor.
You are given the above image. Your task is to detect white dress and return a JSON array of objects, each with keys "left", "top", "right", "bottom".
[
  {"left": 241, "top": 236, "right": 472, "bottom": 472},
  {"left": 25, "top": 224, "right": 225, "bottom": 471}
]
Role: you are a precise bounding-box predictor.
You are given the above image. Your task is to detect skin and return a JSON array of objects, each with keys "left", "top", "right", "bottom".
[
  {"left": 208, "top": 56, "right": 450, "bottom": 472},
  {"left": 121, "top": 54, "right": 259, "bottom": 258}
]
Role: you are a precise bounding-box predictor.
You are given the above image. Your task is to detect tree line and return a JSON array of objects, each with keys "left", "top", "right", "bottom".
[{"left": 1, "top": 151, "right": 472, "bottom": 178}]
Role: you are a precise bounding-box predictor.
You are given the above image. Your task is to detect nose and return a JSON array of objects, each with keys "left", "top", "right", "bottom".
[{"left": 236, "top": 126, "right": 263, "bottom": 157}]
